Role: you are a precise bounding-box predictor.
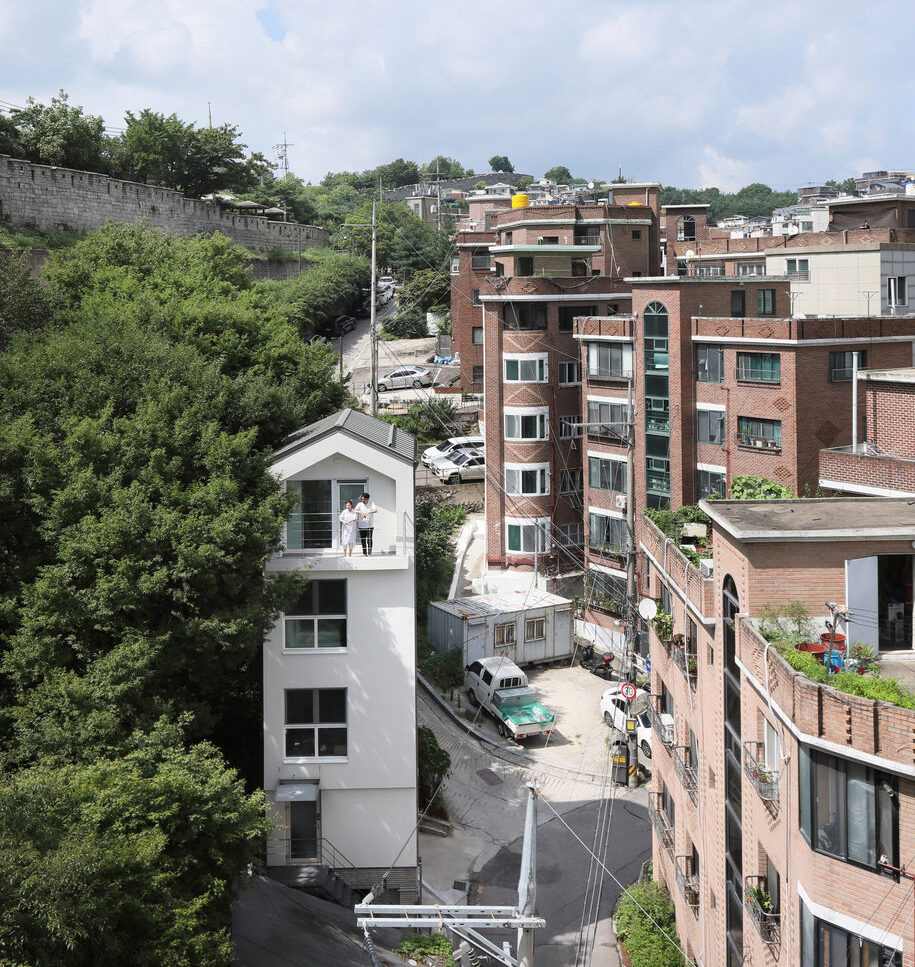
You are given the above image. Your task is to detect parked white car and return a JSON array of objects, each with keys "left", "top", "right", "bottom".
[
  {"left": 377, "top": 366, "right": 433, "bottom": 391},
  {"left": 422, "top": 436, "right": 485, "bottom": 467},
  {"left": 434, "top": 450, "right": 485, "bottom": 485},
  {"left": 599, "top": 685, "right": 653, "bottom": 759}
]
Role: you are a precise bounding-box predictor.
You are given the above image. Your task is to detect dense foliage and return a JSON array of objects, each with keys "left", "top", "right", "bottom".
[
  {"left": 614, "top": 878, "right": 686, "bottom": 967},
  {"left": 660, "top": 182, "right": 799, "bottom": 224},
  {"left": 0, "top": 224, "right": 352, "bottom": 963},
  {"left": 727, "top": 475, "right": 795, "bottom": 499},
  {"left": 417, "top": 725, "right": 451, "bottom": 808}
]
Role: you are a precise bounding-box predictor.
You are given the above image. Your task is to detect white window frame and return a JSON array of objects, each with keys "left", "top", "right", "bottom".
[
  {"left": 558, "top": 360, "right": 581, "bottom": 385},
  {"left": 588, "top": 507, "right": 626, "bottom": 552},
  {"left": 525, "top": 617, "right": 546, "bottom": 642},
  {"left": 505, "top": 516, "right": 551, "bottom": 555},
  {"left": 505, "top": 462, "right": 551, "bottom": 496},
  {"left": 587, "top": 451, "right": 627, "bottom": 493},
  {"left": 504, "top": 352, "right": 548, "bottom": 383},
  {"left": 283, "top": 579, "right": 348, "bottom": 652},
  {"left": 887, "top": 275, "right": 907, "bottom": 307},
  {"left": 504, "top": 406, "right": 549, "bottom": 441},
  {"left": 495, "top": 622, "right": 516, "bottom": 646},
  {"left": 284, "top": 687, "right": 348, "bottom": 763},
  {"left": 558, "top": 521, "right": 584, "bottom": 547},
  {"left": 737, "top": 262, "right": 765, "bottom": 277},
  {"left": 696, "top": 405, "right": 726, "bottom": 445},
  {"left": 587, "top": 341, "right": 633, "bottom": 379},
  {"left": 560, "top": 468, "right": 583, "bottom": 494},
  {"left": 559, "top": 415, "right": 580, "bottom": 439}
]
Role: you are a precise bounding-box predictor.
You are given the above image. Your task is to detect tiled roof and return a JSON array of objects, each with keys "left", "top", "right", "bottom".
[{"left": 273, "top": 408, "right": 417, "bottom": 464}]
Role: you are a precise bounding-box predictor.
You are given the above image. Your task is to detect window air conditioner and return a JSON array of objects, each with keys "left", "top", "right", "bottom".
[
  {"left": 699, "top": 559, "right": 714, "bottom": 579},
  {"left": 615, "top": 494, "right": 627, "bottom": 510}
]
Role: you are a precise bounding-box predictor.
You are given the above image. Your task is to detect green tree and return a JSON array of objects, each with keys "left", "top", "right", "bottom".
[
  {"left": 826, "top": 177, "right": 856, "bottom": 194},
  {"left": 0, "top": 251, "right": 60, "bottom": 349},
  {"left": 8, "top": 89, "right": 109, "bottom": 171},
  {"left": 113, "top": 108, "right": 192, "bottom": 187},
  {"left": 515, "top": 175, "right": 534, "bottom": 189},
  {"left": 383, "top": 304, "right": 428, "bottom": 339},
  {"left": 544, "top": 165, "right": 573, "bottom": 182},
  {"left": 422, "top": 155, "right": 465, "bottom": 179},
  {"left": 417, "top": 725, "right": 451, "bottom": 808},
  {"left": 0, "top": 719, "right": 266, "bottom": 967},
  {"left": 615, "top": 878, "right": 685, "bottom": 966},
  {"left": 183, "top": 123, "right": 272, "bottom": 198},
  {"left": 727, "top": 476, "right": 795, "bottom": 499},
  {"left": 284, "top": 247, "right": 371, "bottom": 336},
  {"left": 375, "top": 157, "right": 421, "bottom": 188},
  {"left": 397, "top": 266, "right": 451, "bottom": 313},
  {"left": 488, "top": 155, "right": 513, "bottom": 173}
]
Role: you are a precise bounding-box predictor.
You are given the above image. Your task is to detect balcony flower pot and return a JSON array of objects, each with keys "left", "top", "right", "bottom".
[
  {"left": 795, "top": 641, "right": 827, "bottom": 662},
  {"left": 820, "top": 632, "right": 846, "bottom": 652}
]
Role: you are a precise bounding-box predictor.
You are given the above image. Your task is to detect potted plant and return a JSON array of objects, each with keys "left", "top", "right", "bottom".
[
  {"left": 848, "top": 642, "right": 879, "bottom": 675},
  {"left": 746, "top": 884, "right": 772, "bottom": 912},
  {"left": 653, "top": 609, "right": 673, "bottom": 642},
  {"left": 754, "top": 762, "right": 776, "bottom": 785}
]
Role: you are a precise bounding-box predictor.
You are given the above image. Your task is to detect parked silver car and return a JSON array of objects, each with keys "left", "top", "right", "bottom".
[
  {"left": 422, "top": 436, "right": 485, "bottom": 467},
  {"left": 434, "top": 449, "right": 485, "bottom": 485},
  {"left": 377, "top": 366, "right": 433, "bottom": 391}
]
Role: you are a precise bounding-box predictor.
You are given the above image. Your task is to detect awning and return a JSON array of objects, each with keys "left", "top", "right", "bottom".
[{"left": 274, "top": 781, "right": 319, "bottom": 802}]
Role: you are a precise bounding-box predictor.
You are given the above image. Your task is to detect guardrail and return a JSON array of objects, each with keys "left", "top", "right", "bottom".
[
  {"left": 745, "top": 875, "right": 780, "bottom": 946},
  {"left": 673, "top": 745, "right": 698, "bottom": 804},
  {"left": 647, "top": 792, "right": 674, "bottom": 857},
  {"left": 743, "top": 741, "right": 779, "bottom": 803},
  {"left": 675, "top": 854, "right": 700, "bottom": 911}
]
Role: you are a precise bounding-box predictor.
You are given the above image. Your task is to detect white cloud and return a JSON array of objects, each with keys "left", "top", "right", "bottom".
[{"left": 697, "top": 148, "right": 756, "bottom": 192}]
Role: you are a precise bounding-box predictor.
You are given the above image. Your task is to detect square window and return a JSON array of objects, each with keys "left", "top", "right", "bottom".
[
  {"left": 525, "top": 618, "right": 545, "bottom": 641},
  {"left": 632, "top": 230, "right": 641, "bottom": 240}
]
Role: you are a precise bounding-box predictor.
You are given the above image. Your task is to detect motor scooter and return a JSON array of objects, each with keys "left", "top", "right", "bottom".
[{"left": 591, "top": 653, "right": 616, "bottom": 679}]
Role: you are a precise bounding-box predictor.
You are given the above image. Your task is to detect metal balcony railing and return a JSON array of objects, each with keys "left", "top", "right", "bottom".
[
  {"left": 586, "top": 366, "right": 633, "bottom": 381},
  {"left": 646, "top": 471, "right": 671, "bottom": 495},
  {"left": 648, "top": 696, "right": 675, "bottom": 747},
  {"left": 786, "top": 269, "right": 810, "bottom": 281},
  {"left": 574, "top": 235, "right": 601, "bottom": 245},
  {"left": 745, "top": 875, "right": 781, "bottom": 946},
  {"left": 737, "top": 434, "right": 781, "bottom": 452},
  {"left": 743, "top": 741, "right": 780, "bottom": 803},
  {"left": 672, "top": 643, "right": 698, "bottom": 688},
  {"left": 284, "top": 511, "right": 411, "bottom": 559},
  {"left": 675, "top": 855, "right": 700, "bottom": 912},
  {"left": 673, "top": 745, "right": 698, "bottom": 804},
  {"left": 647, "top": 792, "right": 674, "bottom": 856},
  {"left": 736, "top": 366, "right": 781, "bottom": 383}
]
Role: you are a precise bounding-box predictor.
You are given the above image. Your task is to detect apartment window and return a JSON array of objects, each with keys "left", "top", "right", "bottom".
[
  {"left": 588, "top": 454, "right": 627, "bottom": 493},
  {"left": 696, "top": 263, "right": 723, "bottom": 278},
  {"left": 786, "top": 257, "right": 809, "bottom": 279},
  {"left": 506, "top": 519, "right": 549, "bottom": 554},
  {"left": 287, "top": 478, "right": 367, "bottom": 550},
  {"left": 800, "top": 746, "right": 898, "bottom": 874},
  {"left": 471, "top": 252, "right": 491, "bottom": 270},
  {"left": 472, "top": 326, "right": 483, "bottom": 345},
  {"left": 659, "top": 582, "right": 672, "bottom": 617},
  {"left": 517, "top": 256, "right": 534, "bottom": 277},
  {"left": 677, "top": 215, "right": 696, "bottom": 242},
  {"left": 888, "top": 276, "right": 907, "bottom": 306},
  {"left": 505, "top": 464, "right": 550, "bottom": 496},
  {"left": 697, "top": 408, "right": 725, "bottom": 445},
  {"left": 504, "top": 409, "right": 548, "bottom": 440},
  {"left": 737, "top": 262, "right": 765, "bottom": 276},
  {"left": 587, "top": 399, "right": 630, "bottom": 442},
  {"left": 558, "top": 361, "right": 580, "bottom": 384},
  {"left": 525, "top": 617, "right": 545, "bottom": 642},
  {"left": 559, "top": 415, "right": 580, "bottom": 439},
  {"left": 559, "top": 304, "right": 596, "bottom": 332},
  {"left": 830, "top": 350, "right": 866, "bottom": 381},
  {"left": 495, "top": 622, "right": 515, "bottom": 646},
  {"left": 757, "top": 288, "right": 776, "bottom": 315},
  {"left": 697, "top": 468, "right": 726, "bottom": 499},
  {"left": 472, "top": 364, "right": 484, "bottom": 383},
  {"left": 451, "top": 256, "right": 460, "bottom": 275},
  {"left": 472, "top": 289, "right": 482, "bottom": 307},
  {"left": 589, "top": 567, "right": 626, "bottom": 612},
  {"left": 696, "top": 344, "right": 724, "bottom": 382},
  {"left": 589, "top": 511, "right": 626, "bottom": 552},
  {"left": 632, "top": 229, "right": 641, "bottom": 240},
  {"left": 738, "top": 416, "right": 782, "bottom": 449},
  {"left": 801, "top": 902, "right": 901, "bottom": 967},
  {"left": 558, "top": 521, "right": 584, "bottom": 547},
  {"left": 587, "top": 341, "right": 633, "bottom": 378},
  {"left": 730, "top": 290, "right": 746, "bottom": 318},
  {"left": 560, "top": 468, "right": 583, "bottom": 494},
  {"left": 285, "top": 688, "right": 347, "bottom": 759},
  {"left": 737, "top": 352, "right": 781, "bottom": 383},
  {"left": 504, "top": 355, "right": 547, "bottom": 382},
  {"left": 284, "top": 580, "right": 347, "bottom": 649},
  {"left": 504, "top": 303, "right": 547, "bottom": 330}
]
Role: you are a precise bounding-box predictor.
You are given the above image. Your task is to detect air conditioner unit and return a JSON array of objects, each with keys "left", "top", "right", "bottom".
[
  {"left": 699, "top": 559, "right": 714, "bottom": 579},
  {"left": 614, "top": 494, "right": 627, "bottom": 510},
  {"left": 753, "top": 438, "right": 765, "bottom": 448}
]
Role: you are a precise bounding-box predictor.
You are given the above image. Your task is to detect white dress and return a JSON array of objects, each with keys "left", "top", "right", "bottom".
[{"left": 338, "top": 509, "right": 358, "bottom": 547}]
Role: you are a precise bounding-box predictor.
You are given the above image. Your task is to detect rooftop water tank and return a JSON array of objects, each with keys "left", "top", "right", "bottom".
[{"left": 511, "top": 193, "right": 529, "bottom": 209}]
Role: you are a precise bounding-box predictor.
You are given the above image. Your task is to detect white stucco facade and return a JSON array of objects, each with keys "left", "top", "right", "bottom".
[{"left": 262, "top": 413, "right": 417, "bottom": 893}]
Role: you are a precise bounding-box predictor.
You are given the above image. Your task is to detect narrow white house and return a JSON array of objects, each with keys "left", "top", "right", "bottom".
[{"left": 263, "top": 408, "right": 418, "bottom": 900}]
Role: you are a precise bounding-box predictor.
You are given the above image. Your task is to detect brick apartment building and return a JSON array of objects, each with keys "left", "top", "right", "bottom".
[
  {"left": 820, "top": 367, "right": 915, "bottom": 498},
  {"left": 644, "top": 497, "right": 915, "bottom": 966}
]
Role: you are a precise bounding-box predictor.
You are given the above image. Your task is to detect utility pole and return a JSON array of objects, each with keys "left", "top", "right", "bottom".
[
  {"left": 516, "top": 783, "right": 538, "bottom": 967},
  {"left": 370, "top": 200, "right": 378, "bottom": 416},
  {"left": 436, "top": 156, "right": 442, "bottom": 233},
  {"left": 860, "top": 289, "right": 879, "bottom": 316},
  {"left": 274, "top": 132, "right": 293, "bottom": 181},
  {"left": 624, "top": 374, "right": 639, "bottom": 790},
  {"left": 207, "top": 101, "right": 212, "bottom": 128}
]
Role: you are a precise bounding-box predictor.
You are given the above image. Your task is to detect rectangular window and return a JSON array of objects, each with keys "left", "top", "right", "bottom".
[
  {"left": 888, "top": 276, "right": 907, "bottom": 306},
  {"left": 558, "top": 305, "right": 596, "bottom": 332},
  {"left": 737, "top": 262, "right": 765, "bottom": 277},
  {"left": 284, "top": 580, "right": 347, "bottom": 649},
  {"left": 696, "top": 344, "right": 724, "bottom": 382},
  {"left": 587, "top": 341, "right": 633, "bottom": 379},
  {"left": 632, "top": 229, "right": 641, "bottom": 240},
  {"left": 738, "top": 417, "right": 782, "bottom": 450},
  {"left": 558, "top": 521, "right": 584, "bottom": 546},
  {"left": 589, "top": 512, "right": 626, "bottom": 552},
  {"left": 286, "top": 479, "right": 366, "bottom": 550},
  {"left": 471, "top": 252, "right": 491, "bottom": 270},
  {"left": 737, "top": 352, "right": 781, "bottom": 383},
  {"left": 285, "top": 688, "right": 347, "bottom": 759},
  {"left": 472, "top": 326, "right": 483, "bottom": 345},
  {"left": 697, "top": 468, "right": 726, "bottom": 499},
  {"left": 506, "top": 520, "right": 549, "bottom": 554},
  {"left": 558, "top": 361, "right": 580, "bottom": 384},
  {"left": 830, "top": 350, "right": 866, "bottom": 381},
  {"left": 588, "top": 455, "right": 627, "bottom": 492},
  {"left": 504, "top": 411, "right": 548, "bottom": 440},
  {"left": 559, "top": 415, "right": 580, "bottom": 439},
  {"left": 730, "top": 290, "right": 746, "bottom": 318},
  {"left": 495, "top": 622, "right": 515, "bottom": 646},
  {"left": 757, "top": 289, "right": 776, "bottom": 315},
  {"left": 697, "top": 409, "right": 725, "bottom": 445},
  {"left": 786, "top": 257, "right": 809, "bottom": 280},
  {"left": 504, "top": 303, "right": 547, "bottom": 330},
  {"left": 587, "top": 399, "right": 630, "bottom": 442},
  {"left": 808, "top": 911, "right": 901, "bottom": 967},
  {"left": 525, "top": 617, "right": 545, "bottom": 641},
  {"left": 505, "top": 466, "right": 549, "bottom": 496},
  {"left": 472, "top": 364, "right": 484, "bottom": 383},
  {"left": 517, "top": 256, "right": 533, "bottom": 277},
  {"left": 560, "top": 469, "right": 583, "bottom": 493},
  {"left": 504, "top": 356, "right": 547, "bottom": 382},
  {"left": 472, "top": 289, "right": 482, "bottom": 306},
  {"left": 589, "top": 568, "right": 626, "bottom": 612},
  {"left": 696, "top": 263, "right": 723, "bottom": 277}
]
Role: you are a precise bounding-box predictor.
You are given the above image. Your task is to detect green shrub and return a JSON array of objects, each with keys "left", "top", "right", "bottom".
[
  {"left": 728, "top": 475, "right": 795, "bottom": 499},
  {"left": 417, "top": 725, "right": 451, "bottom": 811},
  {"left": 396, "top": 933, "right": 454, "bottom": 966},
  {"left": 382, "top": 304, "right": 428, "bottom": 339},
  {"left": 615, "top": 878, "right": 686, "bottom": 967}
]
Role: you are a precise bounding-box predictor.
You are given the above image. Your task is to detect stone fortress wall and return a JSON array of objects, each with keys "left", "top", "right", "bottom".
[{"left": 0, "top": 154, "right": 329, "bottom": 253}]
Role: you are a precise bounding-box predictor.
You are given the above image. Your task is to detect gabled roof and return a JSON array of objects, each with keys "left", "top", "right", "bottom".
[{"left": 273, "top": 408, "right": 417, "bottom": 465}]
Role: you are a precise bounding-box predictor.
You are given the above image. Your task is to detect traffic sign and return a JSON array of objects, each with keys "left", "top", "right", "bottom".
[{"left": 620, "top": 682, "right": 637, "bottom": 701}]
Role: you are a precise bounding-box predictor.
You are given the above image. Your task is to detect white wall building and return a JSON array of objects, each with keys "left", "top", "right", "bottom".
[{"left": 263, "top": 408, "right": 418, "bottom": 900}]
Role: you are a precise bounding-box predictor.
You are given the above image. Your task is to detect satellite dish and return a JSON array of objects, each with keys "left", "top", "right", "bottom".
[
  {"left": 588, "top": 181, "right": 595, "bottom": 189},
  {"left": 685, "top": 249, "right": 696, "bottom": 259},
  {"left": 638, "top": 598, "right": 658, "bottom": 621}
]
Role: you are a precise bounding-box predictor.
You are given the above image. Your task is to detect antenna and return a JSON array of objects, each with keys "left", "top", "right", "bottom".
[{"left": 273, "top": 132, "right": 294, "bottom": 180}]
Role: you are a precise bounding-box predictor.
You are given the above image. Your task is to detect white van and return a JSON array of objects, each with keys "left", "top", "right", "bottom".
[{"left": 421, "top": 435, "right": 484, "bottom": 467}]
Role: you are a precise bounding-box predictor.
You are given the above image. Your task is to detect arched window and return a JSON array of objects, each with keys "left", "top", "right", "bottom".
[
  {"left": 677, "top": 214, "right": 696, "bottom": 242},
  {"left": 642, "top": 301, "right": 669, "bottom": 335}
]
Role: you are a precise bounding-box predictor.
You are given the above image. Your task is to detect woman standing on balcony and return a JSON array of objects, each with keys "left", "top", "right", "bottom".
[{"left": 338, "top": 499, "right": 358, "bottom": 557}]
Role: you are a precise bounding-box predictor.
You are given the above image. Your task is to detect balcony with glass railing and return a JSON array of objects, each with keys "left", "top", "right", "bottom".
[
  {"left": 647, "top": 792, "right": 674, "bottom": 857},
  {"left": 673, "top": 745, "right": 698, "bottom": 804},
  {"left": 675, "top": 855, "right": 700, "bottom": 913},
  {"left": 743, "top": 741, "right": 780, "bottom": 803},
  {"left": 278, "top": 511, "right": 412, "bottom": 570},
  {"left": 745, "top": 875, "right": 780, "bottom": 946}
]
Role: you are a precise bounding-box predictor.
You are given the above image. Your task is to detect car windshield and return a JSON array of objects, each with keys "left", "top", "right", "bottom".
[{"left": 451, "top": 452, "right": 472, "bottom": 465}]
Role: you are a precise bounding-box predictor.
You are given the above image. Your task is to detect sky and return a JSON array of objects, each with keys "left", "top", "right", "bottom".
[{"left": 1, "top": 0, "right": 912, "bottom": 191}]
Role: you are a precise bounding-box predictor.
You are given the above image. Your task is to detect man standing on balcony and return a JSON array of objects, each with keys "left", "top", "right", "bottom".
[{"left": 355, "top": 492, "right": 377, "bottom": 556}]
